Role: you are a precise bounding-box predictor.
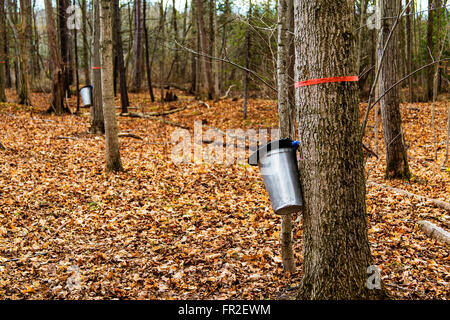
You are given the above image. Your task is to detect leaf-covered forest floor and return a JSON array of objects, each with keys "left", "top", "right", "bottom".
[{"left": 0, "top": 89, "right": 448, "bottom": 299}]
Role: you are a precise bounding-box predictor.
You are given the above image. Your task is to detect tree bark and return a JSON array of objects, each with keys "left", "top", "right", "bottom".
[
  {"left": 277, "top": 0, "right": 296, "bottom": 274},
  {"left": 44, "top": 0, "right": 68, "bottom": 114},
  {"left": 196, "top": 0, "right": 214, "bottom": 99},
  {"left": 378, "top": 0, "right": 411, "bottom": 180},
  {"left": 90, "top": 0, "right": 105, "bottom": 134},
  {"left": 80, "top": 0, "right": 90, "bottom": 85},
  {"left": 100, "top": 0, "right": 123, "bottom": 172},
  {"left": 130, "top": 0, "right": 143, "bottom": 93},
  {"left": 405, "top": 2, "right": 413, "bottom": 102},
  {"left": 143, "top": 0, "right": 155, "bottom": 102},
  {"left": 294, "top": 0, "right": 388, "bottom": 299},
  {"left": 242, "top": 0, "right": 251, "bottom": 119},
  {"left": 58, "top": 0, "right": 71, "bottom": 97},
  {"left": 113, "top": 0, "right": 129, "bottom": 113},
  {"left": 424, "top": 0, "right": 434, "bottom": 101},
  {"left": 0, "top": 0, "right": 6, "bottom": 102},
  {"left": 12, "top": 0, "right": 31, "bottom": 105}
]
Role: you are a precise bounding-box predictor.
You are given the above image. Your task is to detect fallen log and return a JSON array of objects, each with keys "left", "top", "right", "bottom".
[
  {"left": 367, "top": 181, "right": 450, "bottom": 212},
  {"left": 417, "top": 220, "right": 450, "bottom": 245}
]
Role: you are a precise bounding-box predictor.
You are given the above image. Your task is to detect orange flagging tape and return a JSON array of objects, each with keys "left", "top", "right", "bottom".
[
  {"left": 0, "top": 61, "right": 6, "bottom": 64},
  {"left": 92, "top": 66, "right": 101, "bottom": 70},
  {"left": 295, "top": 76, "right": 358, "bottom": 88}
]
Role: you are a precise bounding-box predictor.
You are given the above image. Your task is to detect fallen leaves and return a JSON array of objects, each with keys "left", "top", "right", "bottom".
[{"left": 0, "top": 89, "right": 449, "bottom": 299}]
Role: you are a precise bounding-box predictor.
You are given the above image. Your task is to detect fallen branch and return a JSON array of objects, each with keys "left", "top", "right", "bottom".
[
  {"left": 417, "top": 221, "right": 450, "bottom": 245},
  {"left": 147, "top": 106, "right": 187, "bottom": 116},
  {"left": 220, "top": 85, "right": 236, "bottom": 100},
  {"left": 199, "top": 101, "right": 210, "bottom": 109},
  {"left": 53, "top": 136, "right": 80, "bottom": 140},
  {"left": 118, "top": 133, "right": 144, "bottom": 140},
  {"left": 367, "top": 181, "right": 450, "bottom": 212}
]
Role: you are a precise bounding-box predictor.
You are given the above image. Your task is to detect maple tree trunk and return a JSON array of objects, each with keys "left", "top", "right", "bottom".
[
  {"left": 0, "top": 0, "right": 6, "bottom": 102},
  {"left": 81, "top": 0, "right": 90, "bottom": 85},
  {"left": 143, "top": 0, "right": 155, "bottom": 102},
  {"left": 196, "top": 0, "right": 213, "bottom": 100},
  {"left": 424, "top": 0, "right": 434, "bottom": 102},
  {"left": 44, "top": 0, "right": 67, "bottom": 114},
  {"left": 294, "top": 0, "right": 388, "bottom": 299},
  {"left": 242, "top": 0, "right": 251, "bottom": 119},
  {"left": 58, "top": 0, "right": 71, "bottom": 97},
  {"left": 130, "top": 0, "right": 143, "bottom": 93},
  {"left": 159, "top": 0, "right": 165, "bottom": 102},
  {"left": 90, "top": 0, "right": 105, "bottom": 134},
  {"left": 9, "top": 0, "right": 31, "bottom": 105},
  {"left": 113, "top": 0, "right": 129, "bottom": 113},
  {"left": 2, "top": 1, "right": 10, "bottom": 89},
  {"left": 378, "top": 0, "right": 411, "bottom": 180},
  {"left": 277, "top": 0, "right": 296, "bottom": 274},
  {"left": 210, "top": 0, "right": 220, "bottom": 99},
  {"left": 100, "top": 0, "right": 123, "bottom": 172},
  {"left": 405, "top": 3, "right": 413, "bottom": 102}
]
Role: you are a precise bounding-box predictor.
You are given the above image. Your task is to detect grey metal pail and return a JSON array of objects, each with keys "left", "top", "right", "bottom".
[
  {"left": 80, "top": 85, "right": 93, "bottom": 107},
  {"left": 249, "top": 139, "right": 303, "bottom": 215}
]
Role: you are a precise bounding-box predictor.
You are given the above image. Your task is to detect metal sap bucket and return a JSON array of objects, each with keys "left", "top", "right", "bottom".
[
  {"left": 249, "top": 139, "right": 303, "bottom": 215},
  {"left": 80, "top": 85, "right": 93, "bottom": 107}
]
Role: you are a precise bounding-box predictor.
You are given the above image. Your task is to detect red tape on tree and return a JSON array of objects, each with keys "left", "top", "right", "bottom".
[
  {"left": 92, "top": 66, "right": 101, "bottom": 70},
  {"left": 295, "top": 76, "right": 358, "bottom": 88}
]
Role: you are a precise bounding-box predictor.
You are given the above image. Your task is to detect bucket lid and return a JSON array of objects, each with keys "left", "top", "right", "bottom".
[
  {"left": 80, "top": 85, "right": 93, "bottom": 90},
  {"left": 248, "top": 138, "right": 293, "bottom": 166}
]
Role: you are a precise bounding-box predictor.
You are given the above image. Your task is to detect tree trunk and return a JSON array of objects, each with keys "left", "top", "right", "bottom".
[
  {"left": 378, "top": 0, "right": 410, "bottom": 180},
  {"left": 294, "top": 0, "right": 388, "bottom": 299},
  {"left": 113, "top": 0, "right": 129, "bottom": 113},
  {"left": 242, "top": 0, "right": 251, "bottom": 119},
  {"left": 90, "top": 0, "right": 105, "bottom": 134},
  {"left": 196, "top": 0, "right": 213, "bottom": 99},
  {"left": 0, "top": 0, "right": 6, "bottom": 102},
  {"left": 100, "top": 0, "right": 123, "bottom": 172},
  {"left": 44, "top": 0, "right": 68, "bottom": 114},
  {"left": 277, "top": 0, "right": 296, "bottom": 274},
  {"left": 2, "top": 2, "right": 10, "bottom": 88},
  {"left": 424, "top": 0, "right": 434, "bottom": 102},
  {"left": 159, "top": 0, "right": 165, "bottom": 102},
  {"left": 58, "top": 0, "right": 71, "bottom": 98},
  {"left": 73, "top": 0, "right": 80, "bottom": 113},
  {"left": 11, "top": 0, "right": 31, "bottom": 105},
  {"left": 210, "top": 0, "right": 220, "bottom": 99},
  {"left": 81, "top": 0, "right": 90, "bottom": 85},
  {"left": 143, "top": 0, "right": 155, "bottom": 102},
  {"left": 130, "top": 0, "right": 143, "bottom": 93},
  {"left": 406, "top": 2, "right": 413, "bottom": 102},
  {"left": 31, "top": 0, "right": 39, "bottom": 77},
  {"left": 189, "top": 0, "right": 198, "bottom": 95}
]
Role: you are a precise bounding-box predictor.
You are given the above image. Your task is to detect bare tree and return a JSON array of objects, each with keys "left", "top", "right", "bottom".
[
  {"left": 196, "top": 0, "right": 214, "bottom": 99},
  {"left": 277, "top": 0, "right": 296, "bottom": 273},
  {"left": 113, "top": 0, "right": 129, "bottom": 113},
  {"left": 44, "top": 0, "right": 69, "bottom": 114},
  {"left": 242, "top": 0, "right": 251, "bottom": 119},
  {"left": 90, "top": 0, "right": 105, "bottom": 134},
  {"left": 100, "top": 0, "right": 123, "bottom": 172},
  {"left": 0, "top": 0, "right": 6, "bottom": 102},
  {"left": 130, "top": 0, "right": 143, "bottom": 92},
  {"left": 378, "top": 0, "right": 411, "bottom": 179}
]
